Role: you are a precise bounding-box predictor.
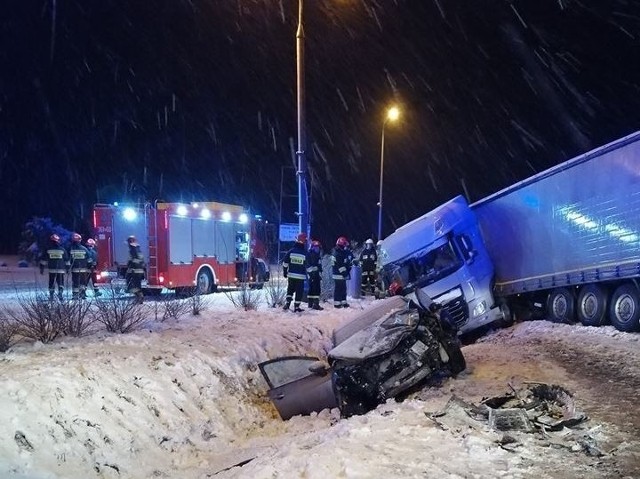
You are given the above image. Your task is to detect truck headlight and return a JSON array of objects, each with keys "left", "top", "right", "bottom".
[{"left": 473, "top": 300, "right": 487, "bottom": 317}]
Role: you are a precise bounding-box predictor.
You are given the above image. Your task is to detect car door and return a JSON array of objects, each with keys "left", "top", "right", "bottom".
[{"left": 258, "top": 356, "right": 337, "bottom": 420}]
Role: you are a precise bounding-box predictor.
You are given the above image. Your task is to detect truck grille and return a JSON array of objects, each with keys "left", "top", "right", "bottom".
[{"left": 444, "top": 297, "right": 468, "bottom": 329}]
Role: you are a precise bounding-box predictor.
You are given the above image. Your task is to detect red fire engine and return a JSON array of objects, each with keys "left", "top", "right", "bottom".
[{"left": 92, "top": 201, "right": 270, "bottom": 294}]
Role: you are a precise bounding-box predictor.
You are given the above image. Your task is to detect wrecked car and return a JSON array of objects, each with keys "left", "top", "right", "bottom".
[{"left": 259, "top": 291, "right": 466, "bottom": 420}]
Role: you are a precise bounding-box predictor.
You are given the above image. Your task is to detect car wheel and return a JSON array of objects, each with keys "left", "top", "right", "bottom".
[
  {"left": 608, "top": 283, "right": 640, "bottom": 332},
  {"left": 546, "top": 288, "right": 575, "bottom": 323},
  {"left": 577, "top": 284, "right": 608, "bottom": 326}
]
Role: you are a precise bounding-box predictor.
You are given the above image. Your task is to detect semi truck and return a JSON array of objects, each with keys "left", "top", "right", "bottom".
[
  {"left": 379, "top": 130, "right": 640, "bottom": 333},
  {"left": 92, "top": 201, "right": 270, "bottom": 294}
]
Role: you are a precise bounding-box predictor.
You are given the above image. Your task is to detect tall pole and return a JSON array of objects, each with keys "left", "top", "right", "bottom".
[
  {"left": 377, "top": 119, "right": 387, "bottom": 241},
  {"left": 296, "top": 0, "right": 309, "bottom": 239}
]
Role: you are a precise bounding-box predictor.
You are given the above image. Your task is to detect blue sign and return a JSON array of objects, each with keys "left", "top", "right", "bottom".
[{"left": 279, "top": 223, "right": 300, "bottom": 242}]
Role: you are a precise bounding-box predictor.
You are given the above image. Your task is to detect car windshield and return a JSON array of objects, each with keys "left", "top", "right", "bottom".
[{"left": 382, "top": 241, "right": 462, "bottom": 292}]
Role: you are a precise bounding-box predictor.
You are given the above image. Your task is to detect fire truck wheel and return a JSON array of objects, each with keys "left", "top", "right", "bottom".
[{"left": 196, "top": 268, "right": 215, "bottom": 295}]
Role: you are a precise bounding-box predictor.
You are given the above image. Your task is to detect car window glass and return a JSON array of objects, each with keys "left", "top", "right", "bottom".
[{"left": 259, "top": 356, "right": 320, "bottom": 389}]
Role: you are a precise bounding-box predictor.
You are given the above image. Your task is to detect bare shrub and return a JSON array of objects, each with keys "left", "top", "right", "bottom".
[
  {"left": 223, "top": 283, "right": 262, "bottom": 311},
  {"left": 61, "top": 299, "right": 97, "bottom": 337},
  {"left": 0, "top": 315, "right": 19, "bottom": 352},
  {"left": 189, "top": 291, "right": 211, "bottom": 316},
  {"left": 161, "top": 295, "right": 192, "bottom": 321},
  {"left": 263, "top": 272, "right": 286, "bottom": 308},
  {"left": 93, "top": 296, "right": 150, "bottom": 333},
  {"left": 7, "top": 293, "right": 68, "bottom": 343}
]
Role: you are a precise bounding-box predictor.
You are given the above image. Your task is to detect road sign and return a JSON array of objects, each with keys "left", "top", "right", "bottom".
[{"left": 279, "top": 223, "right": 300, "bottom": 242}]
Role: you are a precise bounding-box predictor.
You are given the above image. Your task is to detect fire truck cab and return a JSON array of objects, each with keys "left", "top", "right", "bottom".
[{"left": 92, "top": 201, "right": 269, "bottom": 294}]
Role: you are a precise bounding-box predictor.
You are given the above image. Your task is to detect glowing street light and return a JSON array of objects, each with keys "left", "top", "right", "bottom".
[{"left": 377, "top": 106, "right": 400, "bottom": 241}]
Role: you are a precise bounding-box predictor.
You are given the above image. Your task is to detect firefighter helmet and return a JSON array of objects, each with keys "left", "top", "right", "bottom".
[
  {"left": 365, "top": 238, "right": 374, "bottom": 245},
  {"left": 50, "top": 233, "right": 60, "bottom": 243},
  {"left": 72, "top": 233, "right": 82, "bottom": 242},
  {"left": 296, "top": 232, "right": 307, "bottom": 243},
  {"left": 86, "top": 238, "right": 96, "bottom": 247},
  {"left": 336, "top": 236, "right": 349, "bottom": 247},
  {"left": 127, "top": 235, "right": 138, "bottom": 245}
]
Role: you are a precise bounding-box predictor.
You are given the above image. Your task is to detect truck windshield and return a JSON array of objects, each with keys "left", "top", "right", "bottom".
[{"left": 381, "top": 242, "right": 462, "bottom": 292}]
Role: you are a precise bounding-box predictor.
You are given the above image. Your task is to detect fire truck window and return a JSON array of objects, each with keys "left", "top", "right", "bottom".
[
  {"left": 193, "top": 218, "right": 216, "bottom": 257},
  {"left": 236, "top": 231, "right": 250, "bottom": 261},
  {"left": 215, "top": 221, "right": 235, "bottom": 263},
  {"left": 169, "top": 216, "right": 193, "bottom": 264}
]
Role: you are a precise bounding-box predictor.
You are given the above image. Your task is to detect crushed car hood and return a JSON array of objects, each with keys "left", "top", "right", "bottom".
[{"left": 329, "top": 309, "right": 420, "bottom": 362}]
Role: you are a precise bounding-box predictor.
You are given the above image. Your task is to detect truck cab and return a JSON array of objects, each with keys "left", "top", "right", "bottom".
[{"left": 379, "top": 195, "right": 506, "bottom": 334}]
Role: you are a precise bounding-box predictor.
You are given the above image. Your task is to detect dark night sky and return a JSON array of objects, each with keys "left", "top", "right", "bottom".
[{"left": 1, "top": 0, "right": 640, "bottom": 253}]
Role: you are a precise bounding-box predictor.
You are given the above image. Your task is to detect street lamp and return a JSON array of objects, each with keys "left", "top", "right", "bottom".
[
  {"left": 296, "top": 0, "right": 309, "bottom": 240},
  {"left": 377, "top": 106, "right": 400, "bottom": 241}
]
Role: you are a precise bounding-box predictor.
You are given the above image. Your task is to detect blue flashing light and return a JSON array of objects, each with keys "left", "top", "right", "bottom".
[{"left": 123, "top": 207, "right": 137, "bottom": 222}]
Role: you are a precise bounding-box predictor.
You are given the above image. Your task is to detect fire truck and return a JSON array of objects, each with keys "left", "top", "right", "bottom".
[{"left": 92, "top": 201, "right": 270, "bottom": 294}]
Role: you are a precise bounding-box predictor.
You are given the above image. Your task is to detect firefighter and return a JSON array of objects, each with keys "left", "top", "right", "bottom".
[
  {"left": 69, "top": 233, "right": 91, "bottom": 299},
  {"left": 126, "top": 235, "right": 145, "bottom": 303},
  {"left": 359, "top": 238, "right": 378, "bottom": 295},
  {"left": 306, "top": 239, "right": 324, "bottom": 310},
  {"left": 85, "top": 238, "right": 102, "bottom": 297},
  {"left": 282, "top": 232, "right": 307, "bottom": 312},
  {"left": 39, "top": 233, "right": 68, "bottom": 301},
  {"left": 331, "top": 236, "right": 354, "bottom": 308}
]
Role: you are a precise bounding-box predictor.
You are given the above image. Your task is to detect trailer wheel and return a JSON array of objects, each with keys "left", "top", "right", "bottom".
[
  {"left": 546, "top": 288, "right": 575, "bottom": 323},
  {"left": 608, "top": 283, "right": 640, "bottom": 332},
  {"left": 577, "top": 284, "right": 608, "bottom": 327},
  {"left": 196, "top": 268, "right": 215, "bottom": 295}
]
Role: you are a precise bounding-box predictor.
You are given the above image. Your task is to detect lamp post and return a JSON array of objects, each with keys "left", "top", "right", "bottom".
[
  {"left": 377, "top": 106, "right": 400, "bottom": 241},
  {"left": 296, "top": 0, "right": 309, "bottom": 239}
]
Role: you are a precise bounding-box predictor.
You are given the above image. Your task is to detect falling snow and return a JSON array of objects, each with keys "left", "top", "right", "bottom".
[{"left": 0, "top": 1, "right": 639, "bottom": 251}]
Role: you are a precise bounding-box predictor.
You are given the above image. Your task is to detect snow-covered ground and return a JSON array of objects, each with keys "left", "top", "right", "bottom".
[{"left": 1, "top": 259, "right": 639, "bottom": 478}]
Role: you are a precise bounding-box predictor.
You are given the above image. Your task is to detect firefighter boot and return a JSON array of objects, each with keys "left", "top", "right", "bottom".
[
  {"left": 58, "top": 289, "right": 64, "bottom": 301},
  {"left": 49, "top": 290, "right": 55, "bottom": 301},
  {"left": 135, "top": 292, "right": 144, "bottom": 304},
  {"left": 293, "top": 304, "right": 303, "bottom": 313},
  {"left": 312, "top": 299, "right": 324, "bottom": 311},
  {"left": 283, "top": 300, "right": 291, "bottom": 311}
]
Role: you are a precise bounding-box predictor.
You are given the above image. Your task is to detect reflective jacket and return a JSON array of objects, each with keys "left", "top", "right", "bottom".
[
  {"left": 331, "top": 246, "right": 353, "bottom": 280},
  {"left": 127, "top": 245, "right": 146, "bottom": 275},
  {"left": 86, "top": 246, "right": 98, "bottom": 270},
  {"left": 359, "top": 245, "right": 378, "bottom": 272},
  {"left": 69, "top": 243, "right": 91, "bottom": 273},
  {"left": 283, "top": 242, "right": 307, "bottom": 280},
  {"left": 306, "top": 248, "right": 323, "bottom": 276},
  {"left": 39, "top": 241, "right": 69, "bottom": 274}
]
